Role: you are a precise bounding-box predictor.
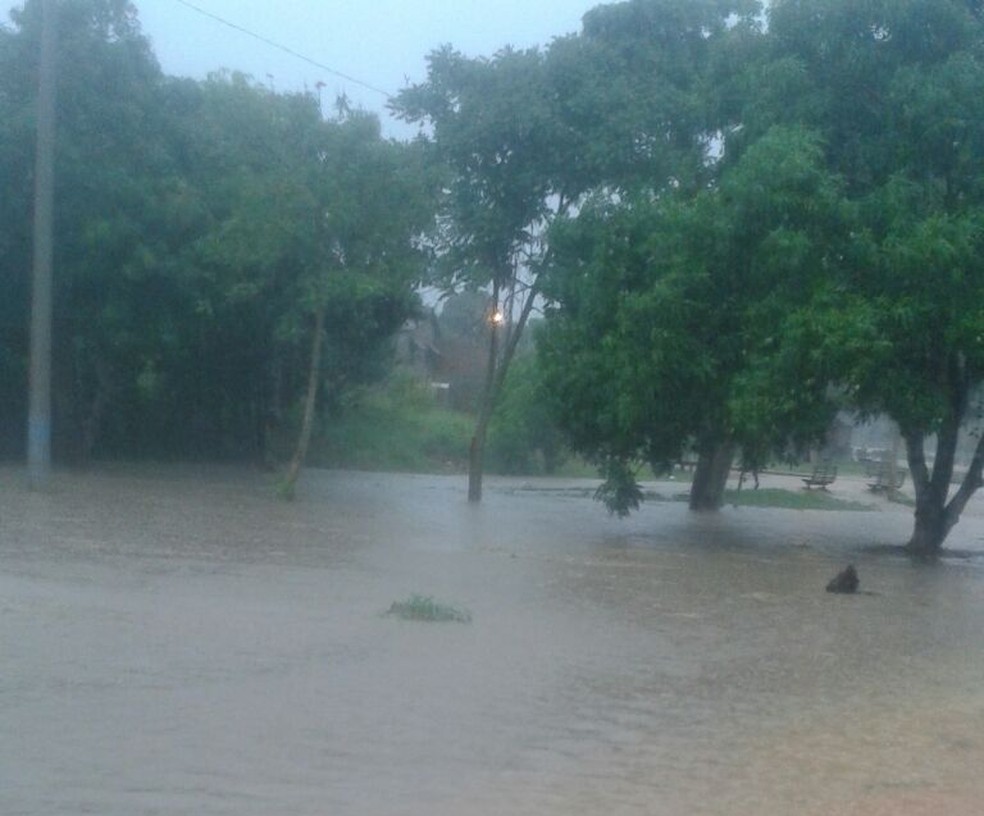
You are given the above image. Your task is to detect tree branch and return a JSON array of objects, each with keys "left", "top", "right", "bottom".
[
  {"left": 945, "top": 429, "right": 984, "bottom": 528},
  {"left": 494, "top": 279, "right": 540, "bottom": 399}
]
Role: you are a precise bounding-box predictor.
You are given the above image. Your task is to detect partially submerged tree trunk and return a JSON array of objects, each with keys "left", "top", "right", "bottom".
[
  {"left": 903, "top": 357, "right": 984, "bottom": 556},
  {"left": 467, "top": 282, "right": 500, "bottom": 503},
  {"left": 279, "top": 304, "right": 326, "bottom": 500},
  {"left": 904, "top": 422, "right": 984, "bottom": 557},
  {"left": 689, "top": 436, "right": 735, "bottom": 511},
  {"left": 467, "top": 279, "right": 539, "bottom": 503}
]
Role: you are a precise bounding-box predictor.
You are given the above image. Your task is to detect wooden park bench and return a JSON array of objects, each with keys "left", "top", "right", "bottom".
[
  {"left": 865, "top": 459, "right": 906, "bottom": 493},
  {"left": 801, "top": 461, "right": 838, "bottom": 490}
]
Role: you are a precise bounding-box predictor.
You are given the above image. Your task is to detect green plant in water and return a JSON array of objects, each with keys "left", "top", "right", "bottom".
[{"left": 386, "top": 594, "right": 472, "bottom": 623}]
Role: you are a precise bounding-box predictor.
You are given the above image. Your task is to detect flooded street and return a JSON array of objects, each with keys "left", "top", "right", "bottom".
[{"left": 3, "top": 465, "right": 984, "bottom": 815}]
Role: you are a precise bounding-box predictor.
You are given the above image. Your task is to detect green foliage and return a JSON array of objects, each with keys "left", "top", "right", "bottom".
[
  {"left": 540, "top": 124, "right": 848, "bottom": 501},
  {"left": 734, "top": 0, "right": 984, "bottom": 551},
  {"left": 0, "top": 2, "right": 435, "bottom": 463},
  {"left": 386, "top": 594, "right": 472, "bottom": 623},
  {"left": 537, "top": 0, "right": 984, "bottom": 532},
  {"left": 393, "top": 44, "right": 585, "bottom": 496},
  {"left": 310, "top": 380, "right": 472, "bottom": 473},
  {"left": 593, "top": 458, "right": 645, "bottom": 518},
  {"left": 394, "top": 45, "right": 560, "bottom": 286},
  {"left": 486, "top": 352, "right": 567, "bottom": 475},
  {"left": 557, "top": 0, "right": 764, "bottom": 195}
]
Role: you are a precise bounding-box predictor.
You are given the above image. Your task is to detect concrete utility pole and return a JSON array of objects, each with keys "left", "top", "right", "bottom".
[{"left": 27, "top": 0, "right": 58, "bottom": 490}]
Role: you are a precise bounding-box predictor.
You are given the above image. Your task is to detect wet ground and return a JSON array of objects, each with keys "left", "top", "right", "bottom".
[{"left": 2, "top": 464, "right": 984, "bottom": 815}]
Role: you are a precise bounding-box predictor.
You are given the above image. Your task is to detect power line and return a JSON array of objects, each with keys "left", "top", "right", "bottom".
[{"left": 171, "top": 0, "right": 394, "bottom": 99}]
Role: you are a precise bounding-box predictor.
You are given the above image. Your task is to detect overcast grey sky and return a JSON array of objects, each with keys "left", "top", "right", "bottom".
[{"left": 2, "top": 0, "right": 599, "bottom": 136}]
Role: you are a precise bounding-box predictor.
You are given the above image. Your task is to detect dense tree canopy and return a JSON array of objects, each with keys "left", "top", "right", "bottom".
[
  {"left": 392, "top": 0, "right": 758, "bottom": 502},
  {"left": 759, "top": 0, "right": 984, "bottom": 553},
  {"left": 538, "top": 0, "right": 782, "bottom": 512},
  {"left": 0, "top": 0, "right": 433, "bottom": 475},
  {"left": 540, "top": 125, "right": 850, "bottom": 512},
  {"left": 539, "top": 0, "right": 984, "bottom": 553}
]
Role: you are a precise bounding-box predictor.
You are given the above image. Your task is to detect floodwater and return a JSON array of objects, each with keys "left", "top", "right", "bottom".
[{"left": 2, "top": 465, "right": 984, "bottom": 816}]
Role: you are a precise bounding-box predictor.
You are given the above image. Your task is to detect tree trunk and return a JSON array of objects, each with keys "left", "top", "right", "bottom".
[
  {"left": 467, "top": 278, "right": 539, "bottom": 503},
  {"left": 907, "top": 497, "right": 951, "bottom": 556},
  {"left": 280, "top": 304, "right": 325, "bottom": 500},
  {"left": 689, "top": 437, "right": 735, "bottom": 511},
  {"left": 467, "top": 281, "right": 500, "bottom": 503},
  {"left": 467, "top": 422, "right": 490, "bottom": 502},
  {"left": 903, "top": 404, "right": 984, "bottom": 557}
]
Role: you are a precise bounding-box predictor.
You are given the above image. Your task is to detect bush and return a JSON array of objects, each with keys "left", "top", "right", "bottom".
[
  {"left": 310, "top": 377, "right": 471, "bottom": 472},
  {"left": 486, "top": 356, "right": 566, "bottom": 475}
]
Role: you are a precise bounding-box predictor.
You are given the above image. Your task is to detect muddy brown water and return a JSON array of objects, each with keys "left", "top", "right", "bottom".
[{"left": 2, "top": 465, "right": 984, "bottom": 815}]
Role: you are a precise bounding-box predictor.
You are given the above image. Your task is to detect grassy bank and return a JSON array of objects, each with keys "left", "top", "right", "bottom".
[
  {"left": 305, "top": 377, "right": 593, "bottom": 477},
  {"left": 724, "top": 487, "right": 873, "bottom": 511},
  {"left": 310, "top": 387, "right": 473, "bottom": 473}
]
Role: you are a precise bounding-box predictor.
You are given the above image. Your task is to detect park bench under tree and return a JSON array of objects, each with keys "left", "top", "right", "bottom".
[
  {"left": 801, "top": 461, "right": 838, "bottom": 490},
  {"left": 865, "top": 459, "right": 907, "bottom": 493}
]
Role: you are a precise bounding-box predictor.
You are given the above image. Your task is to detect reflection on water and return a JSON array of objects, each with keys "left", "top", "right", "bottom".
[{"left": 2, "top": 466, "right": 984, "bottom": 815}]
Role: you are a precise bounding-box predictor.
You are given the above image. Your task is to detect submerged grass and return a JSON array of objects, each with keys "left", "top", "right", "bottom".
[
  {"left": 725, "top": 487, "right": 874, "bottom": 511},
  {"left": 386, "top": 594, "right": 473, "bottom": 623}
]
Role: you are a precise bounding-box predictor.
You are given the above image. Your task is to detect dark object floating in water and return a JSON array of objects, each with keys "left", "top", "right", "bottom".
[{"left": 826, "top": 564, "right": 859, "bottom": 594}]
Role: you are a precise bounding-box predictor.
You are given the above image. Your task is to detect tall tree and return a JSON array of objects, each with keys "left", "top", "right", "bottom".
[
  {"left": 273, "top": 109, "right": 435, "bottom": 497},
  {"left": 393, "top": 45, "right": 564, "bottom": 502},
  {"left": 540, "top": 125, "right": 848, "bottom": 513},
  {"left": 757, "top": 0, "right": 984, "bottom": 554},
  {"left": 179, "top": 79, "right": 435, "bottom": 493},
  {"left": 392, "top": 0, "right": 757, "bottom": 502}
]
